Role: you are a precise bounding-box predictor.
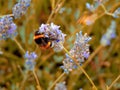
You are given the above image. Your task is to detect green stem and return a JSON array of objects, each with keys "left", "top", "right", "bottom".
[
  {"left": 51, "top": 0, "right": 55, "bottom": 10},
  {"left": 33, "top": 70, "right": 42, "bottom": 90},
  {"left": 48, "top": 72, "right": 65, "bottom": 90},
  {"left": 14, "top": 38, "right": 25, "bottom": 54},
  {"left": 46, "top": 0, "right": 64, "bottom": 23},
  {"left": 46, "top": 10, "right": 55, "bottom": 24},
  {"left": 17, "top": 65, "right": 24, "bottom": 77},
  {"left": 101, "top": 4, "right": 107, "bottom": 13},
  {"left": 20, "top": 71, "right": 28, "bottom": 90},
  {"left": 79, "top": 66, "right": 97, "bottom": 90},
  {"left": 108, "top": 75, "right": 120, "bottom": 90},
  {"left": 0, "top": 14, "right": 14, "bottom": 18},
  {"left": 100, "top": 4, "right": 113, "bottom": 16}
]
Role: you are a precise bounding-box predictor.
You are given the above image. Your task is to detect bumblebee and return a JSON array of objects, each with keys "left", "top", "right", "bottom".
[{"left": 34, "top": 31, "right": 53, "bottom": 49}]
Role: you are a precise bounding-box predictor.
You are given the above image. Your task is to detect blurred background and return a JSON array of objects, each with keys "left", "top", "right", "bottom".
[{"left": 0, "top": 0, "right": 120, "bottom": 90}]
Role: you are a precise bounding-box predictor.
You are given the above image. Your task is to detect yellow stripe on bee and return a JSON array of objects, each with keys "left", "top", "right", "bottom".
[
  {"left": 34, "top": 35, "right": 44, "bottom": 39},
  {"left": 40, "top": 42, "right": 51, "bottom": 49},
  {"left": 45, "top": 42, "right": 51, "bottom": 48}
]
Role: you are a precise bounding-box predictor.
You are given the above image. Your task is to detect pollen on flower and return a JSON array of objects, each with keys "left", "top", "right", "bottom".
[
  {"left": 61, "top": 31, "right": 91, "bottom": 73},
  {"left": 0, "top": 16, "right": 17, "bottom": 40},
  {"left": 38, "top": 23, "right": 66, "bottom": 52},
  {"left": 100, "top": 20, "right": 116, "bottom": 46},
  {"left": 12, "top": 0, "right": 31, "bottom": 19},
  {"left": 24, "top": 51, "right": 37, "bottom": 71}
]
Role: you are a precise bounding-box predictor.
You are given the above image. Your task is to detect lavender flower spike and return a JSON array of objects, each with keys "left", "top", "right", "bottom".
[
  {"left": 12, "top": 0, "right": 31, "bottom": 19},
  {"left": 24, "top": 51, "right": 37, "bottom": 71},
  {"left": 38, "top": 23, "right": 66, "bottom": 52},
  {"left": 0, "top": 16, "right": 17, "bottom": 40},
  {"left": 55, "top": 82, "right": 67, "bottom": 90},
  {"left": 100, "top": 20, "right": 116, "bottom": 46},
  {"left": 61, "top": 31, "right": 91, "bottom": 73},
  {"left": 86, "top": 3, "right": 95, "bottom": 12},
  {"left": 112, "top": 8, "right": 120, "bottom": 18}
]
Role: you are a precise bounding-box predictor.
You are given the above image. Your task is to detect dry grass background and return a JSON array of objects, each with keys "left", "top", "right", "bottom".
[{"left": 0, "top": 0, "right": 120, "bottom": 90}]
